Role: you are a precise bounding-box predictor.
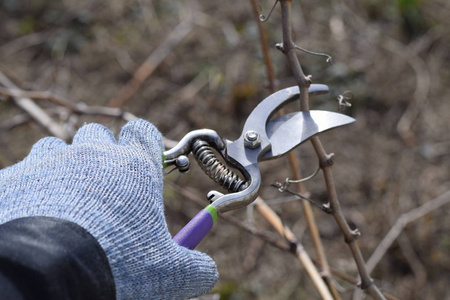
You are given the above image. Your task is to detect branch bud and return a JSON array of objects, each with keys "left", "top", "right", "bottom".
[
  {"left": 319, "top": 153, "right": 334, "bottom": 169},
  {"left": 275, "top": 43, "right": 285, "bottom": 53}
]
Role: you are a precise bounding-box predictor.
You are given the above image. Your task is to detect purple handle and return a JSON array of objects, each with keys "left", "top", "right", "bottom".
[{"left": 173, "top": 206, "right": 217, "bottom": 250}]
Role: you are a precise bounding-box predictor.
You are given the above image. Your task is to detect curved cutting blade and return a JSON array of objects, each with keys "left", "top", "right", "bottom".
[{"left": 262, "top": 110, "right": 355, "bottom": 160}]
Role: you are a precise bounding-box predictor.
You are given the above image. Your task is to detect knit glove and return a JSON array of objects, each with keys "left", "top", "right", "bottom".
[{"left": 0, "top": 120, "right": 218, "bottom": 299}]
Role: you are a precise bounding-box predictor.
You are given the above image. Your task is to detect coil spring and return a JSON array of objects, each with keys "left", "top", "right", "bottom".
[{"left": 192, "top": 140, "right": 247, "bottom": 193}]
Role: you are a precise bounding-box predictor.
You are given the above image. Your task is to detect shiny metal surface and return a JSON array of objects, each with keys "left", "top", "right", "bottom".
[
  {"left": 163, "top": 84, "right": 355, "bottom": 214},
  {"left": 163, "top": 129, "right": 223, "bottom": 161},
  {"left": 263, "top": 110, "right": 355, "bottom": 160}
]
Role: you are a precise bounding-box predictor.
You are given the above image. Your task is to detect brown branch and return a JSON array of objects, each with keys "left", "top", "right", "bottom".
[
  {"left": 278, "top": 0, "right": 311, "bottom": 111},
  {"left": 249, "top": 0, "right": 276, "bottom": 92},
  {"left": 383, "top": 39, "right": 431, "bottom": 146},
  {"left": 311, "top": 138, "right": 385, "bottom": 299},
  {"left": 277, "top": 1, "right": 386, "bottom": 299},
  {"left": 251, "top": 1, "right": 341, "bottom": 297},
  {"left": 254, "top": 197, "right": 333, "bottom": 300},
  {"left": 397, "top": 233, "right": 427, "bottom": 290},
  {"left": 287, "top": 152, "right": 342, "bottom": 300},
  {"left": 0, "top": 71, "right": 69, "bottom": 140},
  {"left": 167, "top": 70, "right": 209, "bottom": 104},
  {"left": 366, "top": 190, "right": 450, "bottom": 273},
  {"left": 0, "top": 31, "right": 54, "bottom": 59},
  {"left": 0, "top": 87, "right": 138, "bottom": 122},
  {"left": 108, "top": 19, "right": 195, "bottom": 108},
  {"left": 0, "top": 114, "right": 31, "bottom": 131},
  {"left": 337, "top": 3, "right": 442, "bottom": 146}
]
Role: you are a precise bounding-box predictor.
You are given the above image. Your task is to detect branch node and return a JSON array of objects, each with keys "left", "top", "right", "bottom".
[
  {"left": 319, "top": 153, "right": 335, "bottom": 169},
  {"left": 352, "top": 228, "right": 361, "bottom": 238},
  {"left": 359, "top": 278, "right": 373, "bottom": 290},
  {"left": 321, "top": 203, "right": 333, "bottom": 214},
  {"left": 337, "top": 91, "right": 353, "bottom": 107},
  {"left": 275, "top": 42, "right": 286, "bottom": 53},
  {"left": 289, "top": 241, "right": 298, "bottom": 253},
  {"left": 345, "top": 228, "right": 361, "bottom": 243}
]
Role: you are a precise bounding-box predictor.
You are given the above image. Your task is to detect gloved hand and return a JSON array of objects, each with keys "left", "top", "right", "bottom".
[{"left": 0, "top": 120, "right": 218, "bottom": 299}]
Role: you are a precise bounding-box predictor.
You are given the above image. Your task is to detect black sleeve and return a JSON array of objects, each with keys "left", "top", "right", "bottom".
[{"left": 0, "top": 217, "right": 116, "bottom": 300}]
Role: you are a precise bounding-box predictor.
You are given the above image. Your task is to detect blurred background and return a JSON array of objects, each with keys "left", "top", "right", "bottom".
[{"left": 1, "top": 0, "right": 449, "bottom": 299}]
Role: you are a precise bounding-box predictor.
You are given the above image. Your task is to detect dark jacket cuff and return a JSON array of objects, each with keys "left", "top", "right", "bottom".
[{"left": 0, "top": 216, "right": 116, "bottom": 300}]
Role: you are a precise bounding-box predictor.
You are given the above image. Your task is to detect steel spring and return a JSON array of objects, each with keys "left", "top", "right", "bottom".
[{"left": 192, "top": 140, "right": 247, "bottom": 193}]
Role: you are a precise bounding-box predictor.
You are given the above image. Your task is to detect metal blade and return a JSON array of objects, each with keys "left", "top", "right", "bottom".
[{"left": 262, "top": 110, "right": 355, "bottom": 160}]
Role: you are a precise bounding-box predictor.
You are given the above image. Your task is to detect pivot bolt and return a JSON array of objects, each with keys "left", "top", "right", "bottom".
[
  {"left": 175, "top": 155, "right": 190, "bottom": 173},
  {"left": 244, "top": 130, "right": 261, "bottom": 149}
]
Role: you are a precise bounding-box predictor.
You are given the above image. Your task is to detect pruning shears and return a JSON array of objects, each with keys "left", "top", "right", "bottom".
[{"left": 163, "top": 84, "right": 355, "bottom": 249}]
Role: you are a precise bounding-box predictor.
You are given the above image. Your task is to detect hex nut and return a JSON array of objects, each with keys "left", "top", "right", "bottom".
[{"left": 244, "top": 130, "right": 261, "bottom": 149}]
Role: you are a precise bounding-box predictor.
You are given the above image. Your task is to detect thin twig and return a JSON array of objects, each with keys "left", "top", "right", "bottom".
[
  {"left": 277, "top": 1, "right": 344, "bottom": 299},
  {"left": 0, "top": 87, "right": 138, "bottom": 121},
  {"left": 0, "top": 114, "right": 31, "bottom": 130},
  {"left": 167, "top": 70, "right": 209, "bottom": 104},
  {"left": 397, "top": 233, "right": 427, "bottom": 290},
  {"left": 287, "top": 153, "right": 342, "bottom": 300},
  {"left": 0, "top": 31, "right": 54, "bottom": 59},
  {"left": 0, "top": 71, "right": 69, "bottom": 140},
  {"left": 252, "top": 1, "right": 341, "bottom": 297},
  {"left": 366, "top": 190, "right": 450, "bottom": 274},
  {"left": 385, "top": 39, "right": 431, "bottom": 145},
  {"left": 254, "top": 197, "right": 333, "bottom": 300},
  {"left": 337, "top": 2, "right": 439, "bottom": 146},
  {"left": 311, "top": 138, "right": 385, "bottom": 300},
  {"left": 249, "top": 0, "right": 276, "bottom": 92},
  {"left": 0, "top": 87, "right": 78, "bottom": 109},
  {"left": 294, "top": 44, "right": 333, "bottom": 64},
  {"left": 108, "top": 19, "right": 195, "bottom": 108},
  {"left": 277, "top": 1, "right": 386, "bottom": 299},
  {"left": 278, "top": 0, "right": 311, "bottom": 111}
]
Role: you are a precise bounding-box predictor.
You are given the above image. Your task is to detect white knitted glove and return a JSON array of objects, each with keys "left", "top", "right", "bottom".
[{"left": 0, "top": 120, "right": 218, "bottom": 299}]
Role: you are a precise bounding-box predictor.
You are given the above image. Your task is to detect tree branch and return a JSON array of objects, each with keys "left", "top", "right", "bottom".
[
  {"left": 279, "top": 0, "right": 311, "bottom": 111},
  {"left": 254, "top": 197, "right": 333, "bottom": 300},
  {"left": 253, "top": 1, "right": 341, "bottom": 298},
  {"left": 0, "top": 71, "right": 70, "bottom": 140},
  {"left": 108, "top": 19, "right": 195, "bottom": 108},
  {"left": 0, "top": 87, "right": 138, "bottom": 122},
  {"left": 366, "top": 190, "right": 450, "bottom": 274},
  {"left": 277, "top": 1, "right": 386, "bottom": 299}
]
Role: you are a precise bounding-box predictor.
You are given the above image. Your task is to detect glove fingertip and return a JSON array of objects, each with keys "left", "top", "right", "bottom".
[
  {"left": 27, "top": 137, "right": 67, "bottom": 159},
  {"left": 72, "top": 123, "right": 117, "bottom": 145},
  {"left": 118, "top": 119, "right": 164, "bottom": 153}
]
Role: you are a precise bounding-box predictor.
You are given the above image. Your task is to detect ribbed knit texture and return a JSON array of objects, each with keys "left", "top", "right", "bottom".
[{"left": 0, "top": 120, "right": 218, "bottom": 299}]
